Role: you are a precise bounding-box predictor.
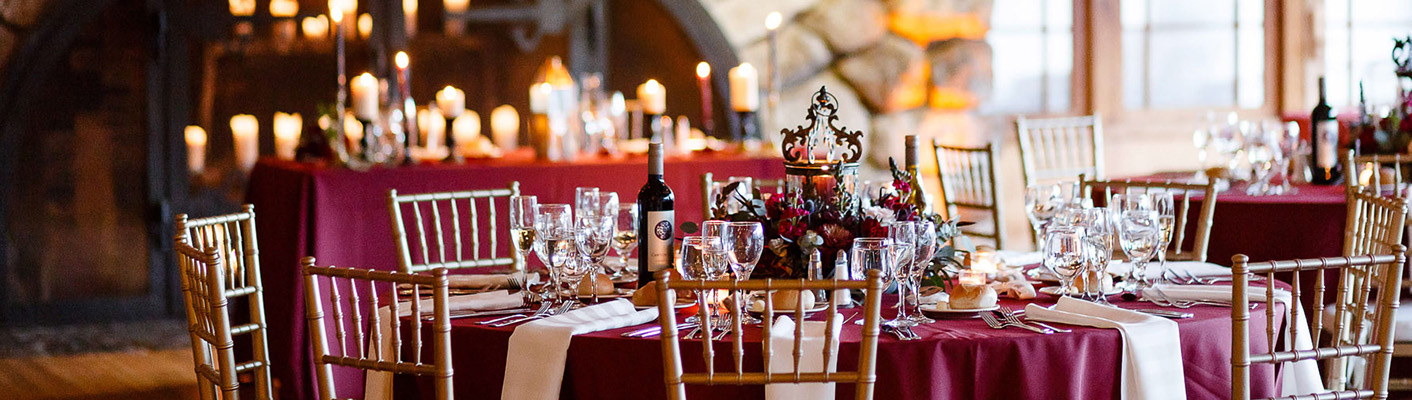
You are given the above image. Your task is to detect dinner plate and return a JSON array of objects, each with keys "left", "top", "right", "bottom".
[
  {"left": 635, "top": 300, "right": 696, "bottom": 310},
  {"left": 1038, "top": 286, "right": 1122, "bottom": 296},
  {"left": 578, "top": 288, "right": 634, "bottom": 300},
  {"left": 920, "top": 303, "right": 998, "bottom": 317},
  {"left": 746, "top": 303, "right": 830, "bottom": 315}
]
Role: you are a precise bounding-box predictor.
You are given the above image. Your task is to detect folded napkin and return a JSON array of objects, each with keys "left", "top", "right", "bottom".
[
  {"left": 1026, "top": 297, "right": 1187, "bottom": 400},
  {"left": 1142, "top": 285, "right": 1324, "bottom": 396},
  {"left": 447, "top": 272, "right": 531, "bottom": 289},
  {"left": 502, "top": 300, "right": 659, "bottom": 400},
  {"left": 989, "top": 280, "right": 1036, "bottom": 299},
  {"left": 365, "top": 290, "right": 527, "bottom": 399},
  {"left": 765, "top": 315, "right": 843, "bottom": 400},
  {"left": 1107, "top": 261, "right": 1230, "bottom": 280},
  {"left": 995, "top": 250, "right": 1043, "bottom": 267}
]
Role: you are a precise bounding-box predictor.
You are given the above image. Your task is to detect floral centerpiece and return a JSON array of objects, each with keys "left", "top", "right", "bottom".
[{"left": 705, "top": 86, "right": 964, "bottom": 280}]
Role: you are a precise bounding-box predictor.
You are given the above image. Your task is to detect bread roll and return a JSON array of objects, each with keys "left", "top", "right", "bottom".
[
  {"left": 1074, "top": 271, "right": 1113, "bottom": 293},
  {"left": 948, "top": 283, "right": 998, "bottom": 309},
  {"left": 769, "top": 290, "right": 816, "bottom": 311},
  {"left": 576, "top": 273, "right": 616, "bottom": 296},
  {"left": 630, "top": 269, "right": 692, "bottom": 307}
]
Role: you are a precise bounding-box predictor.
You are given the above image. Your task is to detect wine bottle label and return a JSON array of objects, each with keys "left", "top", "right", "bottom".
[
  {"left": 645, "top": 210, "right": 675, "bottom": 273},
  {"left": 1316, "top": 120, "right": 1339, "bottom": 169}
]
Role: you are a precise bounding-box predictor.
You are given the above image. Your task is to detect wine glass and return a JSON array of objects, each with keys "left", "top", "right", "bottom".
[
  {"left": 1074, "top": 208, "right": 1114, "bottom": 304},
  {"left": 610, "top": 203, "right": 638, "bottom": 277},
  {"left": 702, "top": 220, "right": 728, "bottom": 240},
  {"left": 1042, "top": 226, "right": 1086, "bottom": 298},
  {"left": 849, "top": 238, "right": 892, "bottom": 282},
  {"left": 535, "top": 204, "right": 572, "bottom": 301},
  {"left": 1194, "top": 128, "right": 1211, "bottom": 171},
  {"left": 1245, "top": 128, "right": 1277, "bottom": 195},
  {"left": 509, "top": 195, "right": 538, "bottom": 269},
  {"left": 597, "top": 192, "right": 620, "bottom": 219},
  {"left": 1025, "top": 184, "right": 1062, "bottom": 240},
  {"left": 907, "top": 220, "right": 937, "bottom": 323},
  {"left": 1280, "top": 121, "right": 1301, "bottom": 194},
  {"left": 574, "top": 187, "right": 599, "bottom": 219},
  {"left": 574, "top": 215, "right": 615, "bottom": 303},
  {"left": 722, "top": 222, "right": 763, "bottom": 323},
  {"left": 1149, "top": 192, "right": 1176, "bottom": 284},
  {"left": 1117, "top": 209, "right": 1161, "bottom": 292},
  {"left": 680, "top": 236, "right": 729, "bottom": 325},
  {"left": 887, "top": 221, "right": 917, "bottom": 327}
]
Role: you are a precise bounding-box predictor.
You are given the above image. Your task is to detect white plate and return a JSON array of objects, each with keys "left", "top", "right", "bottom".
[
  {"left": 920, "top": 303, "right": 999, "bottom": 315},
  {"left": 635, "top": 300, "right": 696, "bottom": 310},
  {"left": 578, "top": 288, "right": 634, "bottom": 300},
  {"left": 747, "top": 303, "right": 830, "bottom": 315},
  {"left": 1039, "top": 286, "right": 1122, "bottom": 296}
]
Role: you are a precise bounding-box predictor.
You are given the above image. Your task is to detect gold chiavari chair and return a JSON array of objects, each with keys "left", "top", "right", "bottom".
[
  {"left": 1079, "top": 177, "right": 1218, "bottom": 262},
  {"left": 1344, "top": 153, "right": 1410, "bottom": 189},
  {"left": 655, "top": 269, "right": 885, "bottom": 400},
  {"left": 932, "top": 140, "right": 1005, "bottom": 249},
  {"left": 302, "top": 257, "right": 454, "bottom": 400},
  {"left": 388, "top": 182, "right": 521, "bottom": 273},
  {"left": 1231, "top": 249, "right": 1406, "bottom": 400},
  {"left": 700, "top": 173, "right": 786, "bottom": 219},
  {"left": 1336, "top": 177, "right": 1411, "bottom": 390},
  {"left": 1015, "top": 114, "right": 1104, "bottom": 187},
  {"left": 175, "top": 205, "right": 273, "bottom": 400}
]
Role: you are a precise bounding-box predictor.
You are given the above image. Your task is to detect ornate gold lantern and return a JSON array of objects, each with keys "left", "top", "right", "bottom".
[{"left": 779, "top": 86, "right": 863, "bottom": 200}]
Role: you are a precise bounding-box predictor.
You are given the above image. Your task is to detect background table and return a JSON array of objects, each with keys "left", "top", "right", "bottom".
[
  {"left": 245, "top": 150, "right": 786, "bottom": 400},
  {"left": 386, "top": 295, "right": 1284, "bottom": 400}
]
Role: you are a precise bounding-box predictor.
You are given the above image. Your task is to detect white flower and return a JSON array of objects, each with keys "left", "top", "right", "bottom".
[{"left": 863, "top": 206, "right": 895, "bottom": 223}]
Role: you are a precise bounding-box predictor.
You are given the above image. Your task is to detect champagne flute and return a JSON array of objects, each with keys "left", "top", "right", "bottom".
[
  {"left": 887, "top": 221, "right": 917, "bottom": 327},
  {"left": 1075, "top": 208, "right": 1114, "bottom": 304},
  {"left": 1150, "top": 192, "right": 1176, "bottom": 285},
  {"left": 680, "top": 236, "right": 727, "bottom": 327},
  {"left": 702, "top": 220, "right": 728, "bottom": 239},
  {"left": 907, "top": 220, "right": 937, "bottom": 323},
  {"left": 1042, "top": 226, "right": 1086, "bottom": 298},
  {"left": 610, "top": 203, "right": 638, "bottom": 277},
  {"left": 722, "top": 222, "right": 764, "bottom": 324},
  {"left": 1118, "top": 209, "right": 1161, "bottom": 292},
  {"left": 574, "top": 215, "right": 615, "bottom": 303},
  {"left": 509, "top": 195, "right": 538, "bottom": 270}
]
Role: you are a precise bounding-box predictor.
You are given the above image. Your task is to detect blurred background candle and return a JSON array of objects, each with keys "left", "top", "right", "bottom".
[
  {"left": 444, "top": 0, "right": 469, "bottom": 13},
  {"left": 344, "top": 113, "right": 364, "bottom": 152},
  {"left": 185, "top": 126, "right": 207, "bottom": 174},
  {"left": 444, "top": 0, "right": 469, "bottom": 35},
  {"left": 637, "top": 79, "right": 665, "bottom": 115},
  {"left": 491, "top": 104, "right": 519, "bottom": 152},
  {"left": 959, "top": 270, "right": 987, "bottom": 285},
  {"left": 418, "top": 106, "right": 446, "bottom": 150},
  {"left": 696, "top": 62, "right": 712, "bottom": 136},
  {"left": 229, "top": 114, "right": 259, "bottom": 172},
  {"left": 302, "top": 15, "right": 329, "bottom": 39},
  {"left": 452, "top": 111, "right": 481, "bottom": 154},
  {"left": 350, "top": 73, "right": 379, "bottom": 120},
  {"left": 273, "top": 112, "right": 302, "bottom": 160},
  {"left": 529, "top": 82, "right": 550, "bottom": 114},
  {"left": 729, "top": 63, "right": 759, "bottom": 112},
  {"left": 229, "top": 0, "right": 255, "bottom": 16},
  {"left": 357, "top": 13, "right": 372, "bottom": 40},
  {"left": 436, "top": 86, "right": 465, "bottom": 118},
  {"left": 402, "top": 0, "right": 418, "bottom": 37},
  {"left": 269, "top": 0, "right": 297, "bottom": 17},
  {"left": 269, "top": 0, "right": 298, "bottom": 42},
  {"left": 765, "top": 12, "right": 781, "bottom": 112}
]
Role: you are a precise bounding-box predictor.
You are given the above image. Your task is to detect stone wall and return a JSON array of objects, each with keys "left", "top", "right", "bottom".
[{"left": 702, "top": 0, "right": 994, "bottom": 182}]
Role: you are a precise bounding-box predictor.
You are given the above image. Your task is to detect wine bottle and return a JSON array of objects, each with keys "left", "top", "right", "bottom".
[
  {"left": 1311, "top": 77, "right": 1342, "bottom": 185},
  {"left": 904, "top": 135, "right": 934, "bottom": 214},
  {"left": 637, "top": 142, "right": 676, "bottom": 287}
]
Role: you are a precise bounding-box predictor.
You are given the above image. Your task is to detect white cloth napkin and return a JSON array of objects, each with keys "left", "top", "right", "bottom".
[
  {"left": 501, "top": 300, "right": 659, "bottom": 400},
  {"left": 995, "top": 250, "right": 1043, "bottom": 267},
  {"left": 1142, "top": 284, "right": 1324, "bottom": 396},
  {"left": 446, "top": 272, "right": 532, "bottom": 289},
  {"left": 1025, "top": 297, "right": 1187, "bottom": 400},
  {"left": 1107, "top": 261, "right": 1230, "bottom": 280},
  {"left": 364, "top": 290, "right": 527, "bottom": 399},
  {"left": 765, "top": 315, "right": 843, "bottom": 400}
]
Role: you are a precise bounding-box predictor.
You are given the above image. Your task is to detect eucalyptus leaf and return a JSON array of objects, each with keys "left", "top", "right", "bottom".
[{"left": 679, "top": 221, "right": 699, "bottom": 235}]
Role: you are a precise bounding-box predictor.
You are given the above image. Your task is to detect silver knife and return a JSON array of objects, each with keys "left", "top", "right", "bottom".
[
  {"left": 622, "top": 323, "right": 698, "bottom": 338},
  {"left": 1133, "top": 309, "right": 1194, "bottom": 319}
]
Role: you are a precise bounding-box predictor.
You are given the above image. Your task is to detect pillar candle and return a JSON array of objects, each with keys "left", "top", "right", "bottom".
[
  {"left": 344, "top": 113, "right": 364, "bottom": 152},
  {"left": 302, "top": 15, "right": 329, "bottom": 39},
  {"left": 729, "top": 63, "right": 760, "bottom": 112},
  {"left": 675, "top": 115, "right": 691, "bottom": 154},
  {"left": 229, "top": 0, "right": 255, "bottom": 16},
  {"left": 185, "top": 125, "right": 207, "bottom": 174},
  {"left": 529, "top": 82, "right": 551, "bottom": 114},
  {"left": 491, "top": 104, "right": 520, "bottom": 152},
  {"left": 273, "top": 112, "right": 302, "bottom": 160},
  {"left": 436, "top": 86, "right": 465, "bottom": 118},
  {"left": 357, "top": 13, "right": 372, "bottom": 39},
  {"left": 444, "top": 0, "right": 469, "bottom": 13},
  {"left": 403, "top": 0, "right": 418, "bottom": 36},
  {"left": 452, "top": 111, "right": 481, "bottom": 154},
  {"left": 637, "top": 79, "right": 666, "bottom": 115},
  {"left": 394, "top": 51, "right": 410, "bottom": 103},
  {"left": 229, "top": 114, "right": 259, "bottom": 172},
  {"left": 419, "top": 106, "right": 446, "bottom": 150},
  {"left": 269, "top": 0, "right": 298, "bottom": 17},
  {"left": 350, "top": 73, "right": 379, "bottom": 120}
]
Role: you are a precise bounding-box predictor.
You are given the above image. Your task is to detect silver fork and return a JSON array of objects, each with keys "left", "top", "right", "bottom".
[
  {"left": 489, "top": 301, "right": 571, "bottom": 327},
  {"left": 998, "top": 307, "right": 1065, "bottom": 333},
  {"left": 1144, "top": 287, "right": 1195, "bottom": 308},
  {"left": 979, "top": 312, "right": 1007, "bottom": 331},
  {"left": 478, "top": 301, "right": 551, "bottom": 325}
]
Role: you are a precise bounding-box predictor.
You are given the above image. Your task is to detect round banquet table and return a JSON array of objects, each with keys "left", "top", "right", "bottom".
[{"left": 388, "top": 294, "right": 1286, "bottom": 400}]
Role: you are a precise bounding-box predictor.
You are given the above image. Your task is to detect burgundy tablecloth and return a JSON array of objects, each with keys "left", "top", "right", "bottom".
[
  {"left": 244, "top": 151, "right": 786, "bottom": 400},
  {"left": 384, "top": 294, "right": 1283, "bottom": 400}
]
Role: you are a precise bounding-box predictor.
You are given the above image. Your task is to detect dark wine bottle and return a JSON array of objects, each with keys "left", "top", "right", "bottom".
[
  {"left": 637, "top": 142, "right": 676, "bottom": 288},
  {"left": 1311, "top": 77, "right": 1342, "bottom": 185}
]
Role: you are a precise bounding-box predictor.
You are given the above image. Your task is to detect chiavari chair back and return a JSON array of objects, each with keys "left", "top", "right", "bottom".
[
  {"left": 932, "top": 140, "right": 1005, "bottom": 249},
  {"left": 175, "top": 205, "right": 272, "bottom": 400},
  {"left": 302, "top": 257, "right": 453, "bottom": 400},
  {"left": 1079, "top": 177, "right": 1218, "bottom": 262},
  {"left": 655, "top": 269, "right": 885, "bottom": 400},
  {"left": 388, "top": 182, "right": 521, "bottom": 274},
  {"left": 1015, "top": 114, "right": 1104, "bottom": 187},
  {"left": 1344, "top": 152, "right": 1410, "bottom": 190},
  {"left": 701, "top": 173, "right": 786, "bottom": 219},
  {"left": 1231, "top": 250, "right": 1406, "bottom": 399}
]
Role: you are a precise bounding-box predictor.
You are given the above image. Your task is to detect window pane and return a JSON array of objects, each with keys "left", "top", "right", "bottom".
[
  {"left": 1150, "top": 29, "right": 1236, "bottom": 108},
  {"left": 991, "top": 0, "right": 1043, "bottom": 29},
  {"left": 1351, "top": 27, "right": 1405, "bottom": 106},
  {"left": 1122, "top": 0, "right": 1264, "bottom": 110},
  {"left": 1150, "top": 0, "right": 1234, "bottom": 26},
  {"left": 1237, "top": 26, "right": 1265, "bottom": 109},
  {"left": 1046, "top": 33, "right": 1073, "bottom": 111},
  {"left": 1322, "top": 0, "right": 1412, "bottom": 108},
  {"left": 984, "top": 32, "right": 1045, "bottom": 114},
  {"left": 982, "top": 0, "right": 1073, "bottom": 115},
  {"left": 1122, "top": 32, "right": 1146, "bottom": 109}
]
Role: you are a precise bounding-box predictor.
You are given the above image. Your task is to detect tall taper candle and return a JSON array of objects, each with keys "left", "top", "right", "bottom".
[
  {"left": 696, "top": 62, "right": 713, "bottom": 137},
  {"left": 230, "top": 114, "right": 259, "bottom": 172},
  {"left": 403, "top": 0, "right": 418, "bottom": 37},
  {"left": 273, "top": 112, "right": 302, "bottom": 160}
]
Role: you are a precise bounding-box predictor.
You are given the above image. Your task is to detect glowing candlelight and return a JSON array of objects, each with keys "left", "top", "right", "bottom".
[
  {"left": 959, "top": 270, "right": 987, "bottom": 285},
  {"left": 452, "top": 111, "right": 481, "bottom": 154},
  {"left": 403, "top": 0, "right": 418, "bottom": 36},
  {"left": 302, "top": 15, "right": 329, "bottom": 38},
  {"left": 185, "top": 126, "right": 207, "bottom": 174},
  {"left": 230, "top": 114, "right": 259, "bottom": 172},
  {"left": 444, "top": 0, "right": 469, "bottom": 13},
  {"left": 436, "top": 86, "right": 465, "bottom": 118},
  {"left": 344, "top": 113, "right": 364, "bottom": 152},
  {"left": 1360, "top": 162, "right": 1378, "bottom": 186},
  {"left": 418, "top": 106, "right": 446, "bottom": 150},
  {"left": 637, "top": 79, "right": 666, "bottom": 115},
  {"left": 273, "top": 112, "right": 302, "bottom": 160},
  {"left": 972, "top": 250, "right": 999, "bottom": 274},
  {"left": 696, "top": 62, "right": 713, "bottom": 135},
  {"left": 491, "top": 104, "right": 520, "bottom": 152},
  {"left": 229, "top": 0, "right": 256, "bottom": 16},
  {"left": 729, "top": 63, "right": 760, "bottom": 112},
  {"left": 529, "top": 82, "right": 551, "bottom": 114},
  {"left": 269, "top": 0, "right": 298, "bottom": 17},
  {"left": 350, "top": 72, "right": 380, "bottom": 120},
  {"left": 357, "top": 13, "right": 372, "bottom": 39}
]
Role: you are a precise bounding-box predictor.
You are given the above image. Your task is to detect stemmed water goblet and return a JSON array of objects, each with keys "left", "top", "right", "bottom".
[
  {"left": 574, "top": 215, "right": 614, "bottom": 303},
  {"left": 906, "top": 220, "right": 937, "bottom": 323},
  {"left": 1279, "top": 121, "right": 1301, "bottom": 194},
  {"left": 680, "top": 236, "right": 730, "bottom": 328},
  {"left": 1117, "top": 209, "right": 1161, "bottom": 292},
  {"left": 1245, "top": 127, "right": 1278, "bottom": 195},
  {"left": 1042, "top": 226, "right": 1086, "bottom": 298},
  {"left": 610, "top": 203, "right": 638, "bottom": 278},
  {"left": 1025, "top": 184, "right": 1062, "bottom": 240},
  {"left": 1073, "top": 208, "right": 1115, "bottom": 304},
  {"left": 721, "top": 222, "right": 763, "bottom": 323},
  {"left": 574, "top": 187, "right": 599, "bottom": 219},
  {"left": 535, "top": 204, "right": 572, "bottom": 302},
  {"left": 886, "top": 221, "right": 917, "bottom": 327}
]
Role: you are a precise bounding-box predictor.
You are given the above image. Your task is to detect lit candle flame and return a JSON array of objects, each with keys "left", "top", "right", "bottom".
[
  {"left": 765, "top": 12, "right": 782, "bottom": 30},
  {"left": 695, "top": 62, "right": 710, "bottom": 79},
  {"left": 395, "top": 51, "right": 409, "bottom": 70}
]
